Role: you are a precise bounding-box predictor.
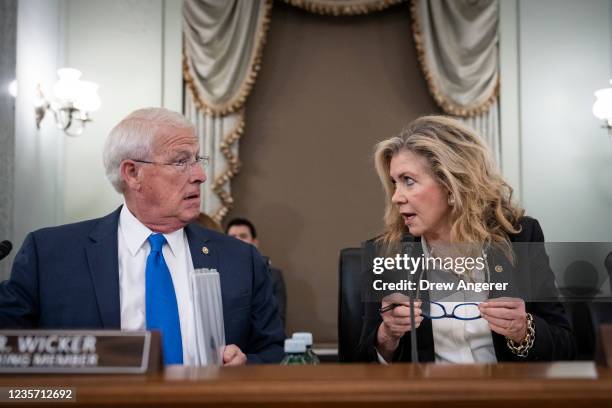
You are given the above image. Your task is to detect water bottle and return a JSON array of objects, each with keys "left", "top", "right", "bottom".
[
  {"left": 280, "top": 339, "right": 308, "bottom": 365},
  {"left": 292, "top": 332, "right": 320, "bottom": 364}
]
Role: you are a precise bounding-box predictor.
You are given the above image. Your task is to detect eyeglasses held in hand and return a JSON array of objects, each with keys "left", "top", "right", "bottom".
[
  {"left": 379, "top": 301, "right": 482, "bottom": 321},
  {"left": 423, "top": 301, "right": 481, "bottom": 320}
]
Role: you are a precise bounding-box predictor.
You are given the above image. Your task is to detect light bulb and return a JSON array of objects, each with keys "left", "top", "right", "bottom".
[
  {"left": 8, "top": 79, "right": 17, "bottom": 97},
  {"left": 592, "top": 87, "right": 612, "bottom": 121},
  {"left": 53, "top": 68, "right": 82, "bottom": 103},
  {"left": 74, "top": 81, "right": 101, "bottom": 112}
]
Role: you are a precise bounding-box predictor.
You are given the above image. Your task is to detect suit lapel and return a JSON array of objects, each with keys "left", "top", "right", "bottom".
[
  {"left": 488, "top": 245, "right": 527, "bottom": 360},
  {"left": 85, "top": 207, "right": 122, "bottom": 328},
  {"left": 185, "top": 224, "right": 218, "bottom": 271},
  {"left": 487, "top": 246, "right": 519, "bottom": 299}
]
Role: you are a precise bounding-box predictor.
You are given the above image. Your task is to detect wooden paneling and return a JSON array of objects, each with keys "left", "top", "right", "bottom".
[{"left": 1, "top": 362, "right": 610, "bottom": 407}]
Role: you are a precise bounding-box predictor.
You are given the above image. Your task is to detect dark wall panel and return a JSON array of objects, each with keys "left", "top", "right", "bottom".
[{"left": 228, "top": 2, "right": 440, "bottom": 342}]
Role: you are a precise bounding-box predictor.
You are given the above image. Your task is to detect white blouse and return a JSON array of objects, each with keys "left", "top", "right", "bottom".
[
  {"left": 377, "top": 239, "right": 497, "bottom": 364},
  {"left": 423, "top": 237, "right": 497, "bottom": 363}
]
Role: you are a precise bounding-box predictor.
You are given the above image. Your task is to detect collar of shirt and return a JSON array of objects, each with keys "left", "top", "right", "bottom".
[{"left": 119, "top": 205, "right": 185, "bottom": 258}]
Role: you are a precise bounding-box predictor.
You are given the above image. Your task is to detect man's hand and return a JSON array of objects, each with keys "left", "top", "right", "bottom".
[
  {"left": 222, "top": 344, "right": 247, "bottom": 366},
  {"left": 479, "top": 297, "right": 528, "bottom": 344}
]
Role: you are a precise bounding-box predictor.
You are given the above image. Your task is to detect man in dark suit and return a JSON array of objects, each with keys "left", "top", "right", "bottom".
[
  {"left": 226, "top": 218, "right": 287, "bottom": 329},
  {"left": 0, "top": 108, "right": 285, "bottom": 365}
]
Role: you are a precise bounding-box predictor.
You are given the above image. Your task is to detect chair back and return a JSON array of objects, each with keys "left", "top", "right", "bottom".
[{"left": 338, "top": 247, "right": 364, "bottom": 362}]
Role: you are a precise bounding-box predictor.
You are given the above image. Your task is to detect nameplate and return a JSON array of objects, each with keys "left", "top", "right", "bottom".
[{"left": 0, "top": 330, "right": 161, "bottom": 374}]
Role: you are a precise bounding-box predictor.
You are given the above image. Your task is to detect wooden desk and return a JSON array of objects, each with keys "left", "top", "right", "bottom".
[{"left": 1, "top": 362, "right": 611, "bottom": 407}]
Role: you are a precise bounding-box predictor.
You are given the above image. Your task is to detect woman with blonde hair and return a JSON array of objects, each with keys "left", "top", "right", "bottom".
[{"left": 356, "top": 116, "right": 575, "bottom": 363}]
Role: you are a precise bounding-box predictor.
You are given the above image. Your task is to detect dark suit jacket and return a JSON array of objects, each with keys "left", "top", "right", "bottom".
[
  {"left": 356, "top": 217, "right": 576, "bottom": 362},
  {"left": 0, "top": 207, "right": 285, "bottom": 364},
  {"left": 262, "top": 257, "right": 287, "bottom": 329}
]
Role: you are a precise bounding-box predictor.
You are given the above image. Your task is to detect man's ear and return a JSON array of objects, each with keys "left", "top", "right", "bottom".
[{"left": 120, "top": 160, "right": 142, "bottom": 191}]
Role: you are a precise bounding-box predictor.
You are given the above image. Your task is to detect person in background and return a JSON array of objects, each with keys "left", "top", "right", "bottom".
[
  {"left": 226, "top": 218, "right": 287, "bottom": 329},
  {"left": 356, "top": 115, "right": 575, "bottom": 364},
  {"left": 0, "top": 108, "right": 285, "bottom": 365}
]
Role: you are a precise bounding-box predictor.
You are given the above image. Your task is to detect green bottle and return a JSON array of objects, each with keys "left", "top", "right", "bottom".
[
  {"left": 280, "top": 339, "right": 308, "bottom": 365},
  {"left": 292, "top": 332, "right": 320, "bottom": 365}
]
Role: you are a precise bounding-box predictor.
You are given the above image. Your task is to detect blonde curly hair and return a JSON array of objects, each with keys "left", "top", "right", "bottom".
[{"left": 374, "top": 115, "right": 524, "bottom": 261}]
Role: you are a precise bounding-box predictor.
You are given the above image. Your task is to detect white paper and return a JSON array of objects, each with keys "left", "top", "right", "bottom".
[{"left": 191, "top": 268, "right": 225, "bottom": 366}]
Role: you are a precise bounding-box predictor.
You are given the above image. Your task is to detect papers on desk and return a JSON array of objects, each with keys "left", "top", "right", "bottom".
[
  {"left": 545, "top": 362, "right": 597, "bottom": 378},
  {"left": 191, "top": 268, "right": 225, "bottom": 366}
]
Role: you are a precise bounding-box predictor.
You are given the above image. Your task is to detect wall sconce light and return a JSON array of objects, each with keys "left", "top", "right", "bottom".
[
  {"left": 35, "top": 68, "right": 101, "bottom": 137},
  {"left": 592, "top": 79, "right": 612, "bottom": 136},
  {"left": 8, "top": 79, "right": 17, "bottom": 98}
]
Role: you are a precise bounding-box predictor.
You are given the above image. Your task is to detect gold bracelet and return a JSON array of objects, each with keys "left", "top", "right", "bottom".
[{"left": 506, "top": 313, "right": 535, "bottom": 357}]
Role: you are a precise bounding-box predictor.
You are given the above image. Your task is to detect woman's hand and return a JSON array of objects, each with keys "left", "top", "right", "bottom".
[
  {"left": 376, "top": 299, "right": 422, "bottom": 361},
  {"left": 479, "top": 297, "right": 527, "bottom": 344}
]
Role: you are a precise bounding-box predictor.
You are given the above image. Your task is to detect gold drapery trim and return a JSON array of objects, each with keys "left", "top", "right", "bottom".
[
  {"left": 410, "top": 0, "right": 498, "bottom": 118},
  {"left": 183, "top": 0, "right": 273, "bottom": 117},
  {"left": 210, "top": 110, "right": 245, "bottom": 223},
  {"left": 282, "top": 0, "right": 404, "bottom": 15}
]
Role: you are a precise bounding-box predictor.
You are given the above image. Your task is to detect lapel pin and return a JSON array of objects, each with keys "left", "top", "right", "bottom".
[
  {"left": 202, "top": 246, "right": 209, "bottom": 255},
  {"left": 495, "top": 265, "right": 503, "bottom": 273}
]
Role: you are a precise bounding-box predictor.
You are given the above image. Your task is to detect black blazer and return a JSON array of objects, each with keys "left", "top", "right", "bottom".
[{"left": 355, "top": 217, "right": 576, "bottom": 362}]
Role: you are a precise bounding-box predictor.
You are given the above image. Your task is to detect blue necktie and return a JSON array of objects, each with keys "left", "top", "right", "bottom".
[{"left": 145, "top": 233, "right": 183, "bottom": 364}]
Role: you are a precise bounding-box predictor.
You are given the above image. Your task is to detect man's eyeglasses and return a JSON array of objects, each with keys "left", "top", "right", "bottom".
[
  {"left": 422, "top": 301, "right": 481, "bottom": 321},
  {"left": 131, "top": 155, "right": 209, "bottom": 172}
]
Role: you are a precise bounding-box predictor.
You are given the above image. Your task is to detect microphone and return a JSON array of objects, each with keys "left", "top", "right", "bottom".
[
  {"left": 405, "top": 241, "right": 423, "bottom": 364},
  {"left": 0, "top": 240, "right": 12, "bottom": 261},
  {"left": 409, "top": 296, "right": 418, "bottom": 363}
]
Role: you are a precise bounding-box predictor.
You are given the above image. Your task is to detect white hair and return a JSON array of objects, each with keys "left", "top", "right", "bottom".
[{"left": 103, "top": 107, "right": 195, "bottom": 193}]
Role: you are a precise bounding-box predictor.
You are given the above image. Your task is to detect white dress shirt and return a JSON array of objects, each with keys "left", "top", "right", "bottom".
[{"left": 117, "top": 205, "right": 198, "bottom": 365}]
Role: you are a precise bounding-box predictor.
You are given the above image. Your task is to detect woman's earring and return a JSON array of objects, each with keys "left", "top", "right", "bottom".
[{"left": 448, "top": 195, "right": 455, "bottom": 206}]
